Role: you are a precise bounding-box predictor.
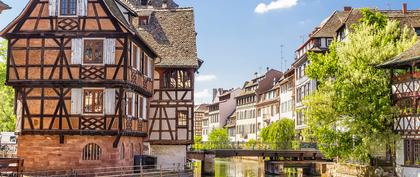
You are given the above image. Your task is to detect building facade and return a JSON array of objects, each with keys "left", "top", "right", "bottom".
[
  {"left": 1, "top": 0, "right": 157, "bottom": 171},
  {"left": 194, "top": 104, "right": 208, "bottom": 137},
  {"left": 207, "top": 89, "right": 239, "bottom": 136},
  {"left": 279, "top": 69, "right": 295, "bottom": 120},
  {"left": 379, "top": 42, "right": 420, "bottom": 176},
  {"left": 121, "top": 0, "right": 201, "bottom": 168}
]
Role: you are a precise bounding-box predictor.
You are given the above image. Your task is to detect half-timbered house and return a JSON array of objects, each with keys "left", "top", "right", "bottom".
[
  {"left": 119, "top": 0, "right": 201, "bottom": 168},
  {"left": 379, "top": 41, "right": 420, "bottom": 176},
  {"left": 1, "top": 0, "right": 157, "bottom": 171}
]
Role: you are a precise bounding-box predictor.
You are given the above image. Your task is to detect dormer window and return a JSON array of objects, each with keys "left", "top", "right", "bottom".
[
  {"left": 60, "top": 0, "right": 77, "bottom": 16},
  {"left": 139, "top": 16, "right": 149, "bottom": 27}
]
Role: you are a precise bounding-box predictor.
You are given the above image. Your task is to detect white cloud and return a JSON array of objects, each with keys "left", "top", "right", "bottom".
[
  {"left": 196, "top": 74, "right": 217, "bottom": 82},
  {"left": 195, "top": 89, "right": 212, "bottom": 104},
  {"left": 255, "top": 0, "right": 298, "bottom": 14}
]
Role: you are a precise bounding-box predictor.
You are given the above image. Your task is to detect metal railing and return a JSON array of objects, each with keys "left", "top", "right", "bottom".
[
  {"left": 2, "top": 163, "right": 193, "bottom": 177},
  {"left": 191, "top": 142, "right": 317, "bottom": 151}
]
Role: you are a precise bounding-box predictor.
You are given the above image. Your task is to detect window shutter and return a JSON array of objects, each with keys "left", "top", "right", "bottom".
[
  {"left": 105, "top": 89, "right": 116, "bottom": 115},
  {"left": 104, "top": 39, "right": 116, "bottom": 64},
  {"left": 148, "top": 57, "right": 153, "bottom": 77},
  {"left": 78, "top": 0, "right": 88, "bottom": 16},
  {"left": 48, "top": 0, "right": 58, "bottom": 16},
  {"left": 71, "top": 38, "right": 83, "bottom": 64},
  {"left": 142, "top": 98, "right": 147, "bottom": 120},
  {"left": 71, "top": 89, "right": 82, "bottom": 114}
]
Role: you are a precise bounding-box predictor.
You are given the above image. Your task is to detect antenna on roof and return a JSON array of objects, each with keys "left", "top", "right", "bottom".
[{"left": 280, "top": 44, "right": 284, "bottom": 72}]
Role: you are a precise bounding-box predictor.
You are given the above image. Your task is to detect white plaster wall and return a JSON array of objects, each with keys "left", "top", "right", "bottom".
[
  {"left": 280, "top": 89, "right": 294, "bottom": 119},
  {"left": 236, "top": 104, "right": 257, "bottom": 142},
  {"left": 150, "top": 145, "right": 187, "bottom": 169},
  {"left": 399, "top": 167, "right": 420, "bottom": 177}
]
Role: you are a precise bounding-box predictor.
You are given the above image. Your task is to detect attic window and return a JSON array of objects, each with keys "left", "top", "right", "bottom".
[{"left": 139, "top": 16, "right": 149, "bottom": 27}]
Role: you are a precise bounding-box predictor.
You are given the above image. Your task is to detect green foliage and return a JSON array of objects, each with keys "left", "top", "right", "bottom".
[
  {"left": 0, "top": 40, "right": 15, "bottom": 132},
  {"left": 207, "top": 128, "right": 230, "bottom": 149},
  {"left": 260, "top": 118, "right": 295, "bottom": 150},
  {"left": 305, "top": 10, "right": 416, "bottom": 163},
  {"left": 245, "top": 139, "right": 258, "bottom": 150},
  {"left": 193, "top": 136, "right": 204, "bottom": 150}
]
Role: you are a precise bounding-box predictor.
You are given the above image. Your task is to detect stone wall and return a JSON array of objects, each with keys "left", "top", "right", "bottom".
[
  {"left": 150, "top": 145, "right": 186, "bottom": 169},
  {"left": 17, "top": 135, "right": 144, "bottom": 172}
]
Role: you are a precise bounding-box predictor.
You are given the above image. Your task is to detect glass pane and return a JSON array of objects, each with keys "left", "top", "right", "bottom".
[
  {"left": 84, "top": 40, "right": 104, "bottom": 64},
  {"left": 94, "top": 91, "right": 103, "bottom": 113},
  {"left": 84, "top": 91, "right": 93, "bottom": 113}
]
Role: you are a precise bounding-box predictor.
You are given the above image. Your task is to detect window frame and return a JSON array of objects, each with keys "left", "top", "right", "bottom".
[
  {"left": 82, "top": 39, "right": 105, "bottom": 65},
  {"left": 82, "top": 143, "right": 101, "bottom": 161},
  {"left": 59, "top": 0, "right": 78, "bottom": 17},
  {"left": 177, "top": 111, "right": 188, "bottom": 128},
  {"left": 162, "top": 69, "right": 192, "bottom": 89},
  {"left": 404, "top": 139, "right": 420, "bottom": 166},
  {"left": 82, "top": 88, "right": 105, "bottom": 115}
]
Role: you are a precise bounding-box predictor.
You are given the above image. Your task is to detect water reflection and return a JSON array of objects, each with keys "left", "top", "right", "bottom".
[{"left": 194, "top": 158, "right": 316, "bottom": 177}]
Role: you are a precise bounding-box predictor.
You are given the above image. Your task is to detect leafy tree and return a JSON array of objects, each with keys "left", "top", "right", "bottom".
[
  {"left": 207, "top": 128, "right": 230, "bottom": 149},
  {"left": 193, "top": 136, "right": 204, "bottom": 150},
  {"left": 305, "top": 9, "right": 416, "bottom": 163},
  {"left": 260, "top": 118, "right": 295, "bottom": 150},
  {"left": 0, "top": 40, "right": 15, "bottom": 132}
]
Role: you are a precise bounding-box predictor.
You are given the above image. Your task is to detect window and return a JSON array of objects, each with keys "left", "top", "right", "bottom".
[
  {"left": 177, "top": 111, "right": 188, "bottom": 127},
  {"left": 415, "top": 28, "right": 420, "bottom": 36},
  {"left": 120, "top": 143, "right": 125, "bottom": 160},
  {"left": 83, "top": 89, "right": 104, "bottom": 114},
  {"left": 405, "top": 140, "right": 420, "bottom": 166},
  {"left": 127, "top": 97, "right": 133, "bottom": 116},
  {"left": 140, "top": 0, "right": 148, "bottom": 6},
  {"left": 139, "top": 16, "right": 149, "bottom": 27},
  {"left": 163, "top": 70, "right": 192, "bottom": 89},
  {"left": 82, "top": 143, "right": 101, "bottom": 160},
  {"left": 132, "top": 44, "right": 139, "bottom": 69},
  {"left": 60, "top": 0, "right": 77, "bottom": 16},
  {"left": 84, "top": 40, "right": 104, "bottom": 64}
]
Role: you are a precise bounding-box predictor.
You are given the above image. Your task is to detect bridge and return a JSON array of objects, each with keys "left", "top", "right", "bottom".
[{"left": 187, "top": 142, "right": 332, "bottom": 175}]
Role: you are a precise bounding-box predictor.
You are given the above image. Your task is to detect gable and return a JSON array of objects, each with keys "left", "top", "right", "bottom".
[{"left": 0, "top": 0, "right": 134, "bottom": 36}]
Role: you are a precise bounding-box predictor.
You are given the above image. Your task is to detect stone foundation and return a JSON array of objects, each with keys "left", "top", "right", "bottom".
[
  {"left": 17, "top": 135, "right": 144, "bottom": 172},
  {"left": 150, "top": 145, "right": 186, "bottom": 169}
]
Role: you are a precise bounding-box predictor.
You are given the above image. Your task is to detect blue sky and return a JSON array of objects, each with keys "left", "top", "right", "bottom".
[{"left": 1, "top": 0, "right": 419, "bottom": 104}]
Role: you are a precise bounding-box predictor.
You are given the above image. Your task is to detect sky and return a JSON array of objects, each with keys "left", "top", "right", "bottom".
[{"left": 1, "top": 0, "right": 420, "bottom": 104}]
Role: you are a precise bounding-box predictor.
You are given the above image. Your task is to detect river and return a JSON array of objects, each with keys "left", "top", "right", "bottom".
[{"left": 193, "top": 158, "right": 317, "bottom": 177}]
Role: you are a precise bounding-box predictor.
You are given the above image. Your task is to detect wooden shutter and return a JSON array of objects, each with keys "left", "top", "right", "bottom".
[
  {"left": 104, "top": 89, "right": 116, "bottom": 115},
  {"left": 104, "top": 39, "right": 116, "bottom": 64},
  {"left": 71, "top": 89, "right": 82, "bottom": 114},
  {"left": 71, "top": 38, "right": 83, "bottom": 64},
  {"left": 142, "top": 98, "right": 147, "bottom": 120},
  {"left": 48, "top": 0, "right": 58, "bottom": 16},
  {"left": 78, "top": 0, "right": 88, "bottom": 16},
  {"left": 148, "top": 57, "right": 153, "bottom": 77}
]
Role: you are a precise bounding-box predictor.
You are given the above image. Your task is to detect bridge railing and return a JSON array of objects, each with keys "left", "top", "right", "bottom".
[{"left": 191, "top": 142, "right": 317, "bottom": 151}]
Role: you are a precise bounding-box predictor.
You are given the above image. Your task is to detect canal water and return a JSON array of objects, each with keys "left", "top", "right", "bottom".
[{"left": 193, "top": 158, "right": 317, "bottom": 177}]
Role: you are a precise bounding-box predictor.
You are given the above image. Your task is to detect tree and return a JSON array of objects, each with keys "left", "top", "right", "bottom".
[
  {"left": 260, "top": 118, "right": 295, "bottom": 150},
  {"left": 207, "top": 128, "right": 230, "bottom": 149},
  {"left": 305, "top": 9, "right": 416, "bottom": 163},
  {"left": 193, "top": 136, "right": 204, "bottom": 150},
  {"left": 0, "top": 40, "right": 15, "bottom": 132}
]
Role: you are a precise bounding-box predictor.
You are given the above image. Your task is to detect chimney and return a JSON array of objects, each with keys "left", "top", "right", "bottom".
[
  {"left": 212, "top": 88, "right": 218, "bottom": 101},
  {"left": 266, "top": 67, "right": 270, "bottom": 72},
  {"left": 402, "top": 3, "right": 408, "bottom": 14},
  {"left": 254, "top": 72, "right": 258, "bottom": 78},
  {"left": 344, "top": 6, "right": 352, "bottom": 12},
  {"left": 162, "top": 0, "right": 168, "bottom": 8}
]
